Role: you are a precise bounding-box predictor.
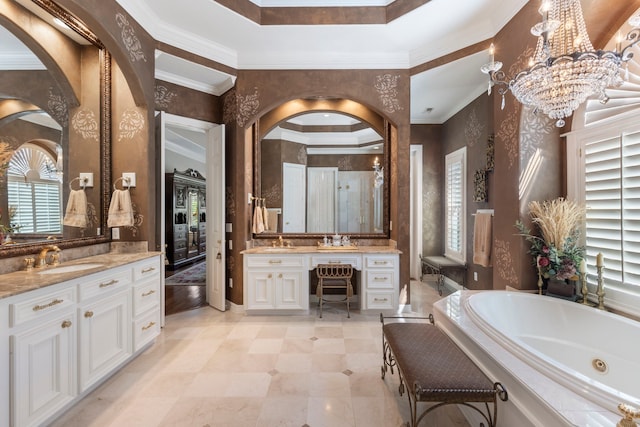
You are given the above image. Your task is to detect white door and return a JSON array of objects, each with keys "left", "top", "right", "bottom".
[
  {"left": 410, "top": 145, "right": 423, "bottom": 280},
  {"left": 154, "top": 112, "right": 167, "bottom": 325},
  {"left": 206, "top": 124, "right": 226, "bottom": 311},
  {"left": 307, "top": 167, "right": 337, "bottom": 233},
  {"left": 158, "top": 113, "right": 226, "bottom": 312},
  {"left": 282, "top": 162, "right": 306, "bottom": 232}
]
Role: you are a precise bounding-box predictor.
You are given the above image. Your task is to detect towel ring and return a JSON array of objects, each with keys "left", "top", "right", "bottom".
[
  {"left": 69, "top": 176, "right": 87, "bottom": 191},
  {"left": 113, "top": 176, "right": 131, "bottom": 191}
]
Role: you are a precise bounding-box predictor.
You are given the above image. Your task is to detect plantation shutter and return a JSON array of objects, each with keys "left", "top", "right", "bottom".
[
  {"left": 445, "top": 147, "right": 466, "bottom": 262},
  {"left": 584, "top": 131, "right": 640, "bottom": 290},
  {"left": 7, "top": 180, "right": 62, "bottom": 234}
]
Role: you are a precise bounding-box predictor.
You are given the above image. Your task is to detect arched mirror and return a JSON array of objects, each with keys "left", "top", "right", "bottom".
[
  {"left": 254, "top": 99, "right": 389, "bottom": 239},
  {"left": 0, "top": 0, "right": 110, "bottom": 256}
]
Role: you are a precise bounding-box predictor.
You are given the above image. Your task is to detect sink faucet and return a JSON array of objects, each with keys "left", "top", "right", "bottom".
[{"left": 36, "top": 245, "right": 61, "bottom": 268}]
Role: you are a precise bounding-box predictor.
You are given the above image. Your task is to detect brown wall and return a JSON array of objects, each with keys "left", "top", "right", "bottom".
[
  {"left": 442, "top": 94, "right": 494, "bottom": 290},
  {"left": 224, "top": 69, "right": 410, "bottom": 306},
  {"left": 410, "top": 124, "right": 441, "bottom": 259}
]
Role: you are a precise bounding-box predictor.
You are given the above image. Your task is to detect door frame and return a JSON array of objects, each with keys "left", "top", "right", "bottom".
[{"left": 157, "top": 112, "right": 226, "bottom": 320}]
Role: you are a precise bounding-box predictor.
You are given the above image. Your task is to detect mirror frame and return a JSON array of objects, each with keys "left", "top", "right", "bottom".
[
  {"left": 253, "top": 98, "right": 390, "bottom": 240},
  {"left": 0, "top": 0, "right": 111, "bottom": 258}
]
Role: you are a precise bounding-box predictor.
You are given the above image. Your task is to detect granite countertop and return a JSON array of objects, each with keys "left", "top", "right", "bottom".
[
  {"left": 241, "top": 245, "right": 401, "bottom": 255},
  {"left": 0, "top": 252, "right": 161, "bottom": 300}
]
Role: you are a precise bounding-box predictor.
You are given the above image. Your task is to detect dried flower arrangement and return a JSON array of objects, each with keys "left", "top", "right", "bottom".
[{"left": 516, "top": 198, "right": 586, "bottom": 281}]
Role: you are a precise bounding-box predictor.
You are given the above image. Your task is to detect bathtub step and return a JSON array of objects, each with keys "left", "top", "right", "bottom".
[{"left": 381, "top": 314, "right": 508, "bottom": 427}]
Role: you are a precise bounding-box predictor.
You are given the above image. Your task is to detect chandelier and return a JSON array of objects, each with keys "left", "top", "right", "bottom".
[{"left": 481, "top": 0, "right": 640, "bottom": 127}]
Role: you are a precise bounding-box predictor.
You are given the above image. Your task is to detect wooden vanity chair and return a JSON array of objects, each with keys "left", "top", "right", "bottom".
[{"left": 316, "top": 264, "right": 354, "bottom": 318}]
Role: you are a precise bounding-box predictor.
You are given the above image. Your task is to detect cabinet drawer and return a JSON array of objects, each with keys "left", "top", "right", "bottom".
[
  {"left": 364, "top": 256, "right": 396, "bottom": 269},
  {"left": 132, "top": 279, "right": 160, "bottom": 317},
  {"left": 311, "top": 255, "right": 361, "bottom": 269},
  {"left": 10, "top": 285, "right": 76, "bottom": 327},
  {"left": 246, "top": 255, "right": 305, "bottom": 268},
  {"left": 133, "top": 258, "right": 161, "bottom": 282},
  {"left": 173, "top": 249, "right": 187, "bottom": 261},
  {"left": 79, "top": 268, "right": 132, "bottom": 301},
  {"left": 174, "top": 224, "right": 187, "bottom": 233},
  {"left": 133, "top": 309, "right": 160, "bottom": 352},
  {"left": 364, "top": 271, "right": 394, "bottom": 289},
  {"left": 366, "top": 291, "right": 395, "bottom": 310}
]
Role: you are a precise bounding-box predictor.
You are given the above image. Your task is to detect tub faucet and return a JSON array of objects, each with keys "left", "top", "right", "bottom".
[{"left": 36, "top": 245, "right": 61, "bottom": 268}]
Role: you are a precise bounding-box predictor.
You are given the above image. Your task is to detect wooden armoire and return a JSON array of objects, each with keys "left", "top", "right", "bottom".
[{"left": 165, "top": 168, "right": 206, "bottom": 269}]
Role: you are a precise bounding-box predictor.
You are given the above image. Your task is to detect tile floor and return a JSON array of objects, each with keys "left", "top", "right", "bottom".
[{"left": 51, "top": 280, "right": 469, "bottom": 427}]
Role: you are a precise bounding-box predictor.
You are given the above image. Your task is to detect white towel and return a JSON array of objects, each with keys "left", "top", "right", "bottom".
[
  {"left": 262, "top": 204, "right": 269, "bottom": 232},
  {"left": 107, "top": 189, "right": 134, "bottom": 227},
  {"left": 473, "top": 212, "right": 493, "bottom": 267},
  {"left": 252, "top": 204, "right": 264, "bottom": 234},
  {"left": 63, "top": 189, "right": 88, "bottom": 228}
]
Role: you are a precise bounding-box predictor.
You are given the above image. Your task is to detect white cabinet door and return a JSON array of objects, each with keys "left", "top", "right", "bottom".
[
  {"left": 11, "top": 310, "right": 76, "bottom": 427},
  {"left": 79, "top": 290, "right": 131, "bottom": 392},
  {"left": 275, "top": 271, "right": 307, "bottom": 310},
  {"left": 246, "top": 271, "right": 276, "bottom": 310}
]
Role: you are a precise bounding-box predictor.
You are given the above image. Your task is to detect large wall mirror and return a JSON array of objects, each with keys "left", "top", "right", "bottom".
[
  {"left": 254, "top": 98, "right": 389, "bottom": 239},
  {"left": 0, "top": 0, "right": 110, "bottom": 257}
]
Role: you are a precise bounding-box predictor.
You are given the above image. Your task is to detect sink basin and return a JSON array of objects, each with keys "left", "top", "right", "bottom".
[
  {"left": 260, "top": 247, "right": 293, "bottom": 252},
  {"left": 37, "top": 263, "right": 104, "bottom": 275}
]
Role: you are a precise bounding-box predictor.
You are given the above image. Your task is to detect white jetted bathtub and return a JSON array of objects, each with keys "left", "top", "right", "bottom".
[{"left": 433, "top": 291, "right": 639, "bottom": 426}]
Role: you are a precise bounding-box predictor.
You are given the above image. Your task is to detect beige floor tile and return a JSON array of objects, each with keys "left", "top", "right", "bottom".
[
  {"left": 256, "top": 396, "right": 308, "bottom": 427},
  {"left": 267, "top": 372, "right": 311, "bottom": 397},
  {"left": 275, "top": 353, "right": 313, "bottom": 373},
  {"left": 248, "top": 338, "right": 284, "bottom": 354},
  {"left": 307, "top": 396, "right": 355, "bottom": 427},
  {"left": 313, "top": 338, "right": 346, "bottom": 353},
  {"left": 48, "top": 279, "right": 469, "bottom": 427}
]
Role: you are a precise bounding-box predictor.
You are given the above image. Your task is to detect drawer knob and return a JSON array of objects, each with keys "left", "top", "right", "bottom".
[
  {"left": 374, "top": 298, "right": 388, "bottom": 302},
  {"left": 374, "top": 261, "right": 388, "bottom": 265},
  {"left": 142, "top": 267, "right": 156, "bottom": 274},
  {"left": 268, "top": 260, "right": 282, "bottom": 264},
  {"left": 61, "top": 320, "right": 72, "bottom": 328},
  {"left": 278, "top": 273, "right": 283, "bottom": 278},
  {"left": 142, "top": 289, "right": 156, "bottom": 297},
  {"left": 142, "top": 321, "right": 156, "bottom": 331},
  {"left": 84, "top": 311, "right": 94, "bottom": 318},
  {"left": 33, "top": 298, "right": 63, "bottom": 312},
  {"left": 268, "top": 274, "right": 273, "bottom": 279},
  {"left": 374, "top": 277, "right": 386, "bottom": 281},
  {"left": 99, "top": 279, "right": 118, "bottom": 288}
]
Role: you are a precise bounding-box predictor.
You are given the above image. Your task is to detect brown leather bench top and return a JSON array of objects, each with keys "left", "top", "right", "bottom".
[{"left": 383, "top": 322, "right": 496, "bottom": 403}]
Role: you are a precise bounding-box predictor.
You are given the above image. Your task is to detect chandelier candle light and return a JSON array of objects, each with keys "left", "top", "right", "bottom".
[{"left": 481, "top": 0, "right": 640, "bottom": 127}]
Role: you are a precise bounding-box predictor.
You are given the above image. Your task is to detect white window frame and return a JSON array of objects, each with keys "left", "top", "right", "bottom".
[
  {"left": 444, "top": 147, "right": 466, "bottom": 263},
  {"left": 566, "top": 114, "right": 640, "bottom": 318}
]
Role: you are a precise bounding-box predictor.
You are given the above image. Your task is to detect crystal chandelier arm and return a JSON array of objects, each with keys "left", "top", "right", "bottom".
[{"left": 621, "top": 29, "right": 640, "bottom": 62}]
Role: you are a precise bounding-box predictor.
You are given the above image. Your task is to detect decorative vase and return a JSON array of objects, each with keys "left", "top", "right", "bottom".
[{"left": 546, "top": 278, "right": 577, "bottom": 301}]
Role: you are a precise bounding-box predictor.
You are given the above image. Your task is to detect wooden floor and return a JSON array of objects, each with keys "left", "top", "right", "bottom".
[{"left": 165, "top": 261, "right": 207, "bottom": 316}]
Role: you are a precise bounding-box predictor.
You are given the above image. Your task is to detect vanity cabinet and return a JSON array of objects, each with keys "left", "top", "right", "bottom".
[
  {"left": 165, "top": 169, "right": 206, "bottom": 269},
  {"left": 0, "top": 255, "right": 162, "bottom": 427},
  {"left": 243, "top": 248, "right": 399, "bottom": 314},
  {"left": 362, "top": 255, "right": 398, "bottom": 310},
  {"left": 244, "top": 255, "right": 308, "bottom": 312},
  {"left": 11, "top": 286, "right": 77, "bottom": 427}
]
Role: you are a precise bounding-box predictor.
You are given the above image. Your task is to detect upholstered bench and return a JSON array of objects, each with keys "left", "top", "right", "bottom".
[{"left": 380, "top": 314, "right": 507, "bottom": 427}]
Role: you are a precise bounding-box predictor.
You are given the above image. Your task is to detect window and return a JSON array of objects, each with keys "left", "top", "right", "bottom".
[
  {"left": 567, "top": 118, "right": 640, "bottom": 316},
  {"left": 7, "top": 180, "right": 62, "bottom": 233},
  {"left": 6, "top": 144, "right": 62, "bottom": 234},
  {"left": 445, "top": 147, "right": 466, "bottom": 263}
]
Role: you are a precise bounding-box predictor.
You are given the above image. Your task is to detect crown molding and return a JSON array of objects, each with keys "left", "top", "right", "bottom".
[{"left": 154, "top": 69, "right": 236, "bottom": 96}]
